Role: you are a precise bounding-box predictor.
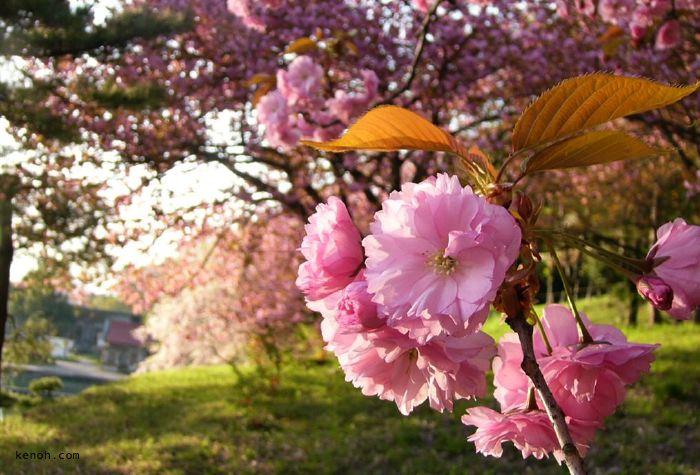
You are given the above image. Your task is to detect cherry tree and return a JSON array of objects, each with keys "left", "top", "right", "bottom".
[
  {"left": 0, "top": 0, "right": 188, "bottom": 382},
  {"left": 116, "top": 212, "right": 308, "bottom": 371},
  {"left": 18, "top": 0, "right": 691, "bottom": 394}
]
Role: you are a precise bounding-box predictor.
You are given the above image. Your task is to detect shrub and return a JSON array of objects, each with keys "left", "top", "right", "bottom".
[{"left": 28, "top": 376, "right": 64, "bottom": 398}]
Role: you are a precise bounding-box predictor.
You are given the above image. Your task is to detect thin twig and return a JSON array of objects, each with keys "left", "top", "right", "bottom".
[
  {"left": 383, "top": 0, "right": 444, "bottom": 103},
  {"left": 506, "top": 313, "right": 587, "bottom": 475}
]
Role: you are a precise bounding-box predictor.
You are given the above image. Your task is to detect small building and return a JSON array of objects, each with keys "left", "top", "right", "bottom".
[
  {"left": 73, "top": 307, "right": 140, "bottom": 354},
  {"left": 99, "top": 320, "right": 148, "bottom": 373}
]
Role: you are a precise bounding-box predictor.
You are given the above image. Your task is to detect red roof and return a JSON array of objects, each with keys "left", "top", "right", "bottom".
[{"left": 105, "top": 320, "right": 143, "bottom": 347}]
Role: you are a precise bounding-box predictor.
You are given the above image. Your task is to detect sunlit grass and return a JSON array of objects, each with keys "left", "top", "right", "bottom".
[{"left": 1, "top": 296, "right": 699, "bottom": 474}]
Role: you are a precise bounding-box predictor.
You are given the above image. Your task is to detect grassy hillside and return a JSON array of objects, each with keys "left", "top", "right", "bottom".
[{"left": 2, "top": 297, "right": 699, "bottom": 474}]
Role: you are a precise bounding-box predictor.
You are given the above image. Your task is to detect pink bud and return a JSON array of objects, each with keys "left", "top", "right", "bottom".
[{"left": 636, "top": 276, "right": 673, "bottom": 310}]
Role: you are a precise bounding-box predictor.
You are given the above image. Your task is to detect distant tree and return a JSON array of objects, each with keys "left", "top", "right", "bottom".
[
  {"left": 0, "top": 0, "right": 188, "bottom": 382},
  {"left": 3, "top": 315, "right": 56, "bottom": 368},
  {"left": 9, "top": 267, "right": 75, "bottom": 335}
]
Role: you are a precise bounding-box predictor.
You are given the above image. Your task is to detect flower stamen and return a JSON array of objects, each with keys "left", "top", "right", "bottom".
[{"left": 429, "top": 252, "right": 458, "bottom": 275}]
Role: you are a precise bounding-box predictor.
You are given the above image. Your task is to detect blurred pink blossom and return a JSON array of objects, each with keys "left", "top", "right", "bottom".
[
  {"left": 598, "top": 0, "right": 635, "bottom": 23},
  {"left": 257, "top": 90, "right": 289, "bottom": 127},
  {"left": 574, "top": 0, "right": 597, "bottom": 16},
  {"left": 655, "top": 20, "right": 682, "bottom": 49},
  {"left": 630, "top": 6, "right": 652, "bottom": 40},
  {"left": 277, "top": 55, "right": 324, "bottom": 105},
  {"left": 413, "top": 0, "right": 432, "bottom": 13},
  {"left": 226, "top": 0, "right": 265, "bottom": 31},
  {"left": 326, "top": 70, "right": 379, "bottom": 124},
  {"left": 256, "top": 90, "right": 301, "bottom": 149}
]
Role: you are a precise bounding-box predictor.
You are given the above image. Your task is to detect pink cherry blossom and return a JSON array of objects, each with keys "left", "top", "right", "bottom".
[
  {"left": 655, "top": 20, "right": 682, "bottom": 50},
  {"left": 493, "top": 305, "right": 658, "bottom": 423},
  {"left": 256, "top": 90, "right": 301, "bottom": 149},
  {"left": 256, "top": 90, "right": 289, "bottom": 127},
  {"left": 226, "top": 0, "right": 265, "bottom": 31},
  {"left": 336, "top": 273, "right": 385, "bottom": 331},
  {"left": 328, "top": 322, "right": 495, "bottom": 415},
  {"left": 647, "top": 218, "right": 700, "bottom": 319},
  {"left": 648, "top": 0, "right": 673, "bottom": 16},
  {"left": 492, "top": 332, "right": 531, "bottom": 413},
  {"left": 412, "top": 0, "right": 432, "bottom": 13},
  {"left": 574, "top": 0, "right": 597, "bottom": 16},
  {"left": 315, "top": 279, "right": 495, "bottom": 415},
  {"left": 362, "top": 173, "right": 521, "bottom": 342},
  {"left": 277, "top": 55, "right": 324, "bottom": 106},
  {"left": 636, "top": 275, "right": 673, "bottom": 310},
  {"left": 462, "top": 407, "right": 597, "bottom": 463},
  {"left": 296, "top": 197, "right": 364, "bottom": 301},
  {"left": 326, "top": 70, "right": 380, "bottom": 124},
  {"left": 598, "top": 0, "right": 635, "bottom": 24},
  {"left": 630, "top": 6, "right": 652, "bottom": 40},
  {"left": 226, "top": 0, "right": 283, "bottom": 30}
]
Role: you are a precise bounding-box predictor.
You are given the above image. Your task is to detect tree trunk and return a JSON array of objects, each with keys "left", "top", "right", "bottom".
[
  {"left": 650, "top": 305, "right": 662, "bottom": 325},
  {"left": 694, "top": 307, "right": 700, "bottom": 324},
  {"left": 0, "top": 176, "right": 17, "bottom": 386},
  {"left": 627, "top": 292, "right": 639, "bottom": 326}
]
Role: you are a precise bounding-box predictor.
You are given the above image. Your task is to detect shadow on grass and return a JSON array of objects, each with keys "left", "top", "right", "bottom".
[{"left": 2, "top": 327, "right": 700, "bottom": 475}]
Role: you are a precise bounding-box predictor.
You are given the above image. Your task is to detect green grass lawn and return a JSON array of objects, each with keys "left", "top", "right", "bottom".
[{"left": 2, "top": 297, "right": 699, "bottom": 474}]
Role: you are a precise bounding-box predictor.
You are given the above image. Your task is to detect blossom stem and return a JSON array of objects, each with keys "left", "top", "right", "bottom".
[
  {"left": 547, "top": 242, "right": 594, "bottom": 344},
  {"left": 495, "top": 148, "right": 527, "bottom": 183},
  {"left": 536, "top": 229, "right": 649, "bottom": 274},
  {"left": 506, "top": 312, "right": 587, "bottom": 475},
  {"left": 531, "top": 308, "right": 553, "bottom": 354},
  {"left": 560, "top": 239, "right": 637, "bottom": 280}
]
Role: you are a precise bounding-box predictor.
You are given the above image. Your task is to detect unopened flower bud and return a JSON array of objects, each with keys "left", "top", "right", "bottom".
[
  {"left": 636, "top": 275, "right": 673, "bottom": 311},
  {"left": 510, "top": 192, "right": 534, "bottom": 223},
  {"left": 485, "top": 183, "right": 514, "bottom": 206}
]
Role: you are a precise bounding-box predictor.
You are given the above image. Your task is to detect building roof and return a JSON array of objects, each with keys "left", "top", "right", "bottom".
[{"left": 105, "top": 320, "right": 143, "bottom": 347}]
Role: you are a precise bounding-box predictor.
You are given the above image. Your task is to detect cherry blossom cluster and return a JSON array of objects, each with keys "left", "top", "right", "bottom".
[
  {"left": 296, "top": 172, "right": 700, "bottom": 462},
  {"left": 256, "top": 55, "right": 379, "bottom": 149},
  {"left": 567, "top": 0, "right": 696, "bottom": 50},
  {"left": 297, "top": 174, "right": 521, "bottom": 414},
  {"left": 464, "top": 305, "right": 657, "bottom": 461},
  {"left": 118, "top": 214, "right": 307, "bottom": 371}
]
